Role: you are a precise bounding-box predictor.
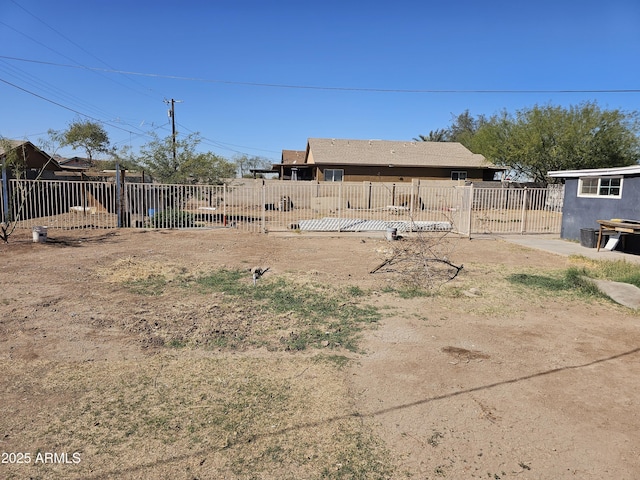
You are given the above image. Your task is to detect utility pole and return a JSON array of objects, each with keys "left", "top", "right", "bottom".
[{"left": 164, "top": 98, "right": 182, "bottom": 170}]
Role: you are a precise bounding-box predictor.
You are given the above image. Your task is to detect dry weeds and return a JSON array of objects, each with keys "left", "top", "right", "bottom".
[
  {"left": 2, "top": 356, "right": 391, "bottom": 479},
  {"left": 95, "top": 256, "right": 187, "bottom": 284},
  {"left": 1, "top": 229, "right": 639, "bottom": 479}
]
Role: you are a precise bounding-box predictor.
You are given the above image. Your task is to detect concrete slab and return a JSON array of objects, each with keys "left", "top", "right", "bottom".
[
  {"left": 590, "top": 279, "right": 640, "bottom": 309},
  {"left": 496, "top": 234, "right": 640, "bottom": 309},
  {"left": 496, "top": 234, "right": 640, "bottom": 264}
]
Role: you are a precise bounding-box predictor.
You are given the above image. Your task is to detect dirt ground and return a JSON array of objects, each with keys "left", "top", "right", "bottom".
[{"left": 0, "top": 228, "right": 639, "bottom": 479}]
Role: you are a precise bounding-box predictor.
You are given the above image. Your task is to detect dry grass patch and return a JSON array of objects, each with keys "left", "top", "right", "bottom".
[
  {"left": 427, "top": 259, "right": 611, "bottom": 319},
  {"left": 124, "top": 269, "right": 383, "bottom": 352},
  {"left": 0, "top": 355, "right": 393, "bottom": 479},
  {"left": 95, "top": 256, "right": 186, "bottom": 284}
]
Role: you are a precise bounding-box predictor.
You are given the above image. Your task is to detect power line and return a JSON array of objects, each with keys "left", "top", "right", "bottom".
[
  {"left": 1, "top": 55, "right": 639, "bottom": 95},
  {"left": 175, "top": 122, "right": 279, "bottom": 158},
  {"left": 0, "top": 76, "right": 144, "bottom": 136},
  {"left": 0, "top": 73, "right": 272, "bottom": 158},
  {"left": 111, "top": 123, "right": 167, "bottom": 147},
  {"left": 0, "top": 59, "right": 122, "bottom": 122},
  {"left": 0, "top": 24, "right": 158, "bottom": 103},
  {"left": 5, "top": 1, "right": 163, "bottom": 99},
  {"left": 0, "top": 74, "right": 267, "bottom": 159}
]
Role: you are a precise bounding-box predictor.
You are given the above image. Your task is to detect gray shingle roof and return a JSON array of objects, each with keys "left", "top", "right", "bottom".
[{"left": 307, "top": 138, "right": 494, "bottom": 169}]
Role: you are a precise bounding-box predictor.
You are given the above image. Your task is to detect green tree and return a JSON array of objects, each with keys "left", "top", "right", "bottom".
[
  {"left": 49, "top": 119, "right": 111, "bottom": 163},
  {"left": 139, "top": 133, "right": 235, "bottom": 184},
  {"left": 234, "top": 154, "right": 249, "bottom": 177},
  {"left": 233, "top": 154, "right": 273, "bottom": 177},
  {"left": 414, "top": 111, "right": 487, "bottom": 144},
  {"left": 102, "top": 145, "right": 142, "bottom": 172},
  {"left": 447, "top": 110, "right": 486, "bottom": 145},
  {"left": 413, "top": 129, "right": 448, "bottom": 142},
  {"left": 471, "top": 102, "right": 640, "bottom": 183}
]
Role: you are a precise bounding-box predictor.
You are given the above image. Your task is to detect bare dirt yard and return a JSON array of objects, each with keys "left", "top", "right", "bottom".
[{"left": 0, "top": 228, "right": 638, "bottom": 479}]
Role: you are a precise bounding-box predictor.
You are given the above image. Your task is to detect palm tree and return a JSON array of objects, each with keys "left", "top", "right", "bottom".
[{"left": 413, "top": 129, "right": 448, "bottom": 142}]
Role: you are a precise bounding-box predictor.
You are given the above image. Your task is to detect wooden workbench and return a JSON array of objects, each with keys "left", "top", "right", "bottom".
[{"left": 596, "top": 219, "right": 640, "bottom": 251}]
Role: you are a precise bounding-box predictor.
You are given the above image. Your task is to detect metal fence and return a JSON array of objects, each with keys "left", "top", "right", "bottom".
[
  {"left": 0, "top": 182, "right": 5, "bottom": 226},
  {"left": 1, "top": 179, "right": 563, "bottom": 235},
  {"left": 471, "top": 184, "right": 564, "bottom": 234},
  {"left": 2, "top": 179, "right": 118, "bottom": 230},
  {"left": 127, "top": 181, "right": 471, "bottom": 234}
]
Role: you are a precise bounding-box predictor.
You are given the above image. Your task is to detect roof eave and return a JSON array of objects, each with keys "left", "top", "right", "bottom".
[
  {"left": 548, "top": 165, "right": 640, "bottom": 178},
  {"left": 311, "top": 162, "right": 502, "bottom": 169}
]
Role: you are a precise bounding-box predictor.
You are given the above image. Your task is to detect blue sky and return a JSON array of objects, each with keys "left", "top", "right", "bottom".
[{"left": 1, "top": 0, "right": 640, "bottom": 163}]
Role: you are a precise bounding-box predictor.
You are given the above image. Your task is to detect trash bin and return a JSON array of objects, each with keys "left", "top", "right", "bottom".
[
  {"left": 580, "top": 228, "right": 597, "bottom": 248},
  {"left": 32, "top": 226, "right": 47, "bottom": 243}
]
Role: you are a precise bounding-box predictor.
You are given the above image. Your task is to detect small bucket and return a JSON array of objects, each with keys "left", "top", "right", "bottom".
[
  {"left": 32, "top": 226, "right": 48, "bottom": 243},
  {"left": 385, "top": 227, "right": 398, "bottom": 241}
]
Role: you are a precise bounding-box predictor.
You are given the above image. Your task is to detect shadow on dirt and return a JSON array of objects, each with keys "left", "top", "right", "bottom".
[
  {"left": 44, "top": 231, "right": 121, "bottom": 248},
  {"left": 80, "top": 346, "right": 640, "bottom": 480}
]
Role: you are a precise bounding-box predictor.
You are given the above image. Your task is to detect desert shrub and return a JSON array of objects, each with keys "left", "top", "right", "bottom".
[{"left": 148, "top": 209, "right": 195, "bottom": 228}]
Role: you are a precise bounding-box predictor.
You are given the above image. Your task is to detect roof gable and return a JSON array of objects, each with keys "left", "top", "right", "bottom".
[
  {"left": 0, "top": 139, "right": 33, "bottom": 156},
  {"left": 0, "top": 140, "right": 60, "bottom": 171},
  {"left": 306, "top": 138, "right": 494, "bottom": 169},
  {"left": 281, "top": 150, "right": 305, "bottom": 165}
]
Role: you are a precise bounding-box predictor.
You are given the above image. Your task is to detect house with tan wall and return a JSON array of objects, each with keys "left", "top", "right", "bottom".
[{"left": 274, "top": 138, "right": 503, "bottom": 183}]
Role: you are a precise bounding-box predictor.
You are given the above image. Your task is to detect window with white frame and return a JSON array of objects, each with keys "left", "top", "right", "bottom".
[
  {"left": 578, "top": 176, "right": 622, "bottom": 198},
  {"left": 451, "top": 170, "right": 467, "bottom": 181},
  {"left": 324, "top": 169, "right": 343, "bottom": 182}
]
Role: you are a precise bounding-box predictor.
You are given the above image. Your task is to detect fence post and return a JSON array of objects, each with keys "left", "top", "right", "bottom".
[
  {"left": 81, "top": 172, "right": 87, "bottom": 222},
  {"left": 362, "top": 181, "right": 367, "bottom": 210},
  {"left": 262, "top": 182, "right": 266, "bottom": 233},
  {"left": 223, "top": 184, "right": 227, "bottom": 227},
  {"left": 1, "top": 161, "right": 8, "bottom": 222},
  {"left": 337, "top": 181, "right": 342, "bottom": 232},
  {"left": 520, "top": 187, "right": 528, "bottom": 234},
  {"left": 466, "top": 184, "right": 473, "bottom": 237},
  {"left": 120, "top": 168, "right": 127, "bottom": 227},
  {"left": 410, "top": 181, "right": 415, "bottom": 214},
  {"left": 115, "top": 163, "right": 121, "bottom": 228}
]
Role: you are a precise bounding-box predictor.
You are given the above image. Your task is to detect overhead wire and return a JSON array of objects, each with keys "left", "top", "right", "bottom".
[
  {"left": 3, "top": 2, "right": 639, "bottom": 164},
  {"left": 175, "top": 122, "right": 278, "bottom": 158},
  {"left": 111, "top": 122, "right": 169, "bottom": 148},
  {"left": 7, "top": 0, "right": 164, "bottom": 99},
  {"left": 0, "top": 76, "right": 145, "bottom": 136},
  {"left": 1, "top": 70, "right": 158, "bottom": 147},
  {"left": 0, "top": 56, "right": 154, "bottom": 142},
  {"left": 0, "top": 22, "right": 156, "bottom": 118},
  {"left": 5, "top": 50, "right": 638, "bottom": 160},
  {"left": 1, "top": 2, "right": 170, "bottom": 148},
  {"left": 1, "top": 68, "right": 269, "bottom": 158},
  {"left": 0, "top": 58, "right": 122, "bottom": 122},
  {"left": 1, "top": 55, "right": 639, "bottom": 95}
]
